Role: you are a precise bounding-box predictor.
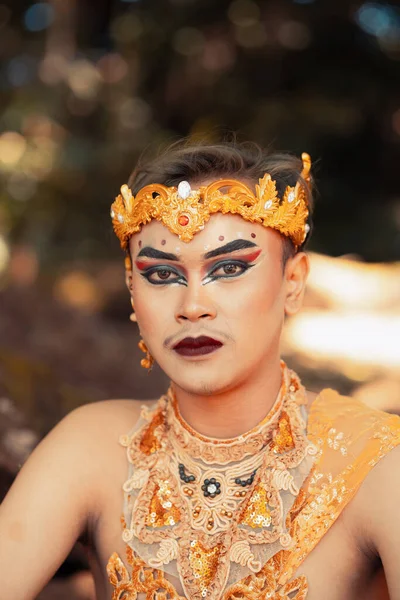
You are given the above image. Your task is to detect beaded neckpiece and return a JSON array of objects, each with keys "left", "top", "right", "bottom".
[
  {"left": 119, "top": 361, "right": 317, "bottom": 600},
  {"left": 110, "top": 153, "right": 311, "bottom": 249}
]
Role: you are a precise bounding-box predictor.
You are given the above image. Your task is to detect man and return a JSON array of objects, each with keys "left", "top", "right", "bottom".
[{"left": 0, "top": 141, "right": 399, "bottom": 600}]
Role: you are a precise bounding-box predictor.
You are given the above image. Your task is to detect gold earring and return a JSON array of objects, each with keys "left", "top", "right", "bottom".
[
  {"left": 129, "top": 298, "right": 137, "bottom": 323},
  {"left": 138, "top": 339, "right": 154, "bottom": 370}
]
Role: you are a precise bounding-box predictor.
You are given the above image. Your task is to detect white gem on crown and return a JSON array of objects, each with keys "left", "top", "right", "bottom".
[
  {"left": 288, "top": 191, "right": 296, "bottom": 203},
  {"left": 177, "top": 181, "right": 191, "bottom": 200},
  {"left": 264, "top": 200, "right": 272, "bottom": 209}
]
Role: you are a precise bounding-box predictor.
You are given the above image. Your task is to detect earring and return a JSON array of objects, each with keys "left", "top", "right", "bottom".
[
  {"left": 129, "top": 298, "right": 154, "bottom": 370},
  {"left": 129, "top": 298, "right": 137, "bottom": 323},
  {"left": 138, "top": 339, "right": 154, "bottom": 370}
]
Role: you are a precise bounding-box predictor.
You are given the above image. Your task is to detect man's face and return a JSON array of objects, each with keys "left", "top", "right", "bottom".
[{"left": 127, "top": 211, "right": 308, "bottom": 396}]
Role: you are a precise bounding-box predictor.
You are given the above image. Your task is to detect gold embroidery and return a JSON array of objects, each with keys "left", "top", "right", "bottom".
[
  {"left": 146, "top": 480, "right": 181, "bottom": 528},
  {"left": 188, "top": 540, "right": 223, "bottom": 597},
  {"left": 107, "top": 382, "right": 400, "bottom": 600},
  {"left": 167, "top": 375, "right": 290, "bottom": 465},
  {"left": 240, "top": 484, "right": 272, "bottom": 528},
  {"left": 326, "top": 427, "right": 349, "bottom": 456},
  {"left": 271, "top": 411, "right": 295, "bottom": 453},
  {"left": 107, "top": 546, "right": 186, "bottom": 600},
  {"left": 139, "top": 409, "right": 164, "bottom": 455}
]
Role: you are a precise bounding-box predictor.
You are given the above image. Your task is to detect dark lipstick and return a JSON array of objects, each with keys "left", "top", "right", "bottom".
[{"left": 173, "top": 336, "right": 223, "bottom": 357}]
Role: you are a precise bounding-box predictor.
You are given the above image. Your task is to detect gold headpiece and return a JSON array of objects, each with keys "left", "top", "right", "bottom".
[{"left": 111, "top": 152, "right": 311, "bottom": 250}]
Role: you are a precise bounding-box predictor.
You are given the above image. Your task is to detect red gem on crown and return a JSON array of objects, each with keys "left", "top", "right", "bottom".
[{"left": 178, "top": 214, "right": 190, "bottom": 226}]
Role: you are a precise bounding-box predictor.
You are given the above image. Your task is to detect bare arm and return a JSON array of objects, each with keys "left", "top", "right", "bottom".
[
  {"left": 356, "top": 444, "right": 400, "bottom": 600},
  {"left": 0, "top": 403, "right": 108, "bottom": 600}
]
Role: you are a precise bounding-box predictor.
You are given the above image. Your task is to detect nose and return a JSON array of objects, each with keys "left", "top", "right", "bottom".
[{"left": 175, "top": 281, "right": 217, "bottom": 323}]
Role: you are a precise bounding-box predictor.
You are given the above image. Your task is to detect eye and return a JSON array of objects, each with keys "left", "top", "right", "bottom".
[
  {"left": 155, "top": 269, "right": 172, "bottom": 280},
  {"left": 141, "top": 266, "right": 186, "bottom": 286},
  {"left": 209, "top": 260, "right": 249, "bottom": 279},
  {"left": 147, "top": 268, "right": 174, "bottom": 282},
  {"left": 221, "top": 264, "right": 241, "bottom": 275}
]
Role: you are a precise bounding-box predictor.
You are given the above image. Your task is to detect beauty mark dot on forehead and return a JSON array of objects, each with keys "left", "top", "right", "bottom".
[
  {"left": 161, "top": 239, "right": 166, "bottom": 246},
  {"left": 218, "top": 235, "right": 224, "bottom": 241},
  {"left": 138, "top": 240, "right": 142, "bottom": 248},
  {"left": 251, "top": 233, "right": 256, "bottom": 238}
]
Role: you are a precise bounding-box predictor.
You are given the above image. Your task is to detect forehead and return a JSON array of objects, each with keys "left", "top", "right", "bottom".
[{"left": 129, "top": 213, "right": 282, "bottom": 258}]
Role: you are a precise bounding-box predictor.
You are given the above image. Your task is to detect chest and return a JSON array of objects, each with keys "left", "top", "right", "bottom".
[{"left": 90, "top": 479, "right": 375, "bottom": 600}]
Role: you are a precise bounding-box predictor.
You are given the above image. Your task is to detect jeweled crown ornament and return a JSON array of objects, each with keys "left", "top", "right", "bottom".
[{"left": 111, "top": 152, "right": 312, "bottom": 248}]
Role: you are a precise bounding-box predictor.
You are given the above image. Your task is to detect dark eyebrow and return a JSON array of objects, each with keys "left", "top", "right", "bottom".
[
  {"left": 203, "top": 239, "right": 258, "bottom": 260},
  {"left": 137, "top": 247, "right": 179, "bottom": 261}
]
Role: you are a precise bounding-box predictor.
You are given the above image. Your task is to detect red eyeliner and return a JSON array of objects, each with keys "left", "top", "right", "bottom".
[
  {"left": 209, "top": 249, "right": 261, "bottom": 265},
  {"left": 237, "top": 249, "right": 262, "bottom": 263}
]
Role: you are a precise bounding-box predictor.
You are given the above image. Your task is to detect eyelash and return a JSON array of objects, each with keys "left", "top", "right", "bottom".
[{"left": 140, "top": 260, "right": 253, "bottom": 286}]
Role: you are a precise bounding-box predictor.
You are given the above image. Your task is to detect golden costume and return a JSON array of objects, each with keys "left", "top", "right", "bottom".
[{"left": 106, "top": 362, "right": 400, "bottom": 599}]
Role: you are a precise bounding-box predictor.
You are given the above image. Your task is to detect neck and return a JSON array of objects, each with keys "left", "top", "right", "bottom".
[{"left": 171, "top": 355, "right": 282, "bottom": 439}]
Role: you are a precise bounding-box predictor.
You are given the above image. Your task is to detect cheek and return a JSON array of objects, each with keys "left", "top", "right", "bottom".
[
  {"left": 223, "top": 267, "right": 283, "bottom": 318},
  {"left": 131, "top": 277, "right": 166, "bottom": 333}
]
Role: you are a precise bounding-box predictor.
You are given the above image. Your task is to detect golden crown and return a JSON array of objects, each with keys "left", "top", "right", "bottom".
[{"left": 111, "top": 152, "right": 311, "bottom": 250}]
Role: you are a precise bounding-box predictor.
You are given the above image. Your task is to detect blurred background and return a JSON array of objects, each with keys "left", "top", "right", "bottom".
[{"left": 0, "top": 0, "right": 399, "bottom": 598}]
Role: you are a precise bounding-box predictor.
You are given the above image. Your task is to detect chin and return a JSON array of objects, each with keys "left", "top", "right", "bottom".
[
  {"left": 169, "top": 368, "right": 238, "bottom": 397},
  {"left": 157, "top": 349, "right": 243, "bottom": 396}
]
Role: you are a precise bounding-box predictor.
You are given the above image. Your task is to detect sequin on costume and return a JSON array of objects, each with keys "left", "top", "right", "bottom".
[{"left": 107, "top": 363, "right": 400, "bottom": 600}]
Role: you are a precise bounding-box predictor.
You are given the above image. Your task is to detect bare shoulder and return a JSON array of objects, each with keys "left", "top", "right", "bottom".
[
  {"left": 355, "top": 442, "right": 400, "bottom": 505},
  {"left": 61, "top": 397, "right": 156, "bottom": 472},
  {"left": 343, "top": 440, "right": 400, "bottom": 555},
  {"left": 68, "top": 397, "right": 152, "bottom": 432}
]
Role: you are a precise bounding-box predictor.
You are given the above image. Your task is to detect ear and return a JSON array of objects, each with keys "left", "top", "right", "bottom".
[
  {"left": 284, "top": 252, "right": 309, "bottom": 316},
  {"left": 125, "top": 254, "right": 133, "bottom": 294}
]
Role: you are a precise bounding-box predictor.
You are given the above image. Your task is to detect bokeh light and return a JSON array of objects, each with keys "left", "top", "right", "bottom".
[
  {"left": 355, "top": 2, "right": 399, "bottom": 39},
  {"left": 202, "top": 38, "right": 236, "bottom": 72},
  {"left": 286, "top": 311, "right": 400, "bottom": 371},
  {"left": 118, "top": 97, "right": 152, "bottom": 130},
  {"left": 66, "top": 60, "right": 102, "bottom": 100},
  {"left": 54, "top": 271, "right": 102, "bottom": 312},
  {"left": 234, "top": 23, "right": 268, "bottom": 49},
  {"left": 39, "top": 54, "right": 69, "bottom": 85},
  {"left": 228, "top": 0, "right": 261, "bottom": 27},
  {"left": 0, "top": 132, "right": 27, "bottom": 168},
  {"left": 8, "top": 246, "right": 39, "bottom": 286},
  {"left": 7, "top": 172, "right": 37, "bottom": 202},
  {"left": 110, "top": 13, "right": 143, "bottom": 44},
  {"left": 0, "top": 234, "right": 10, "bottom": 277},
  {"left": 7, "top": 55, "right": 37, "bottom": 87},
  {"left": 24, "top": 2, "right": 54, "bottom": 32},
  {"left": 97, "top": 53, "right": 128, "bottom": 84}
]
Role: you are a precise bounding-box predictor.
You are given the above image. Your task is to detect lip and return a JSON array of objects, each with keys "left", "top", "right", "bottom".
[{"left": 173, "top": 336, "right": 223, "bottom": 357}]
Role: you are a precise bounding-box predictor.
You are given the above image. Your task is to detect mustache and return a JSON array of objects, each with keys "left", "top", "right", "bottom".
[{"left": 163, "top": 328, "right": 233, "bottom": 349}]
